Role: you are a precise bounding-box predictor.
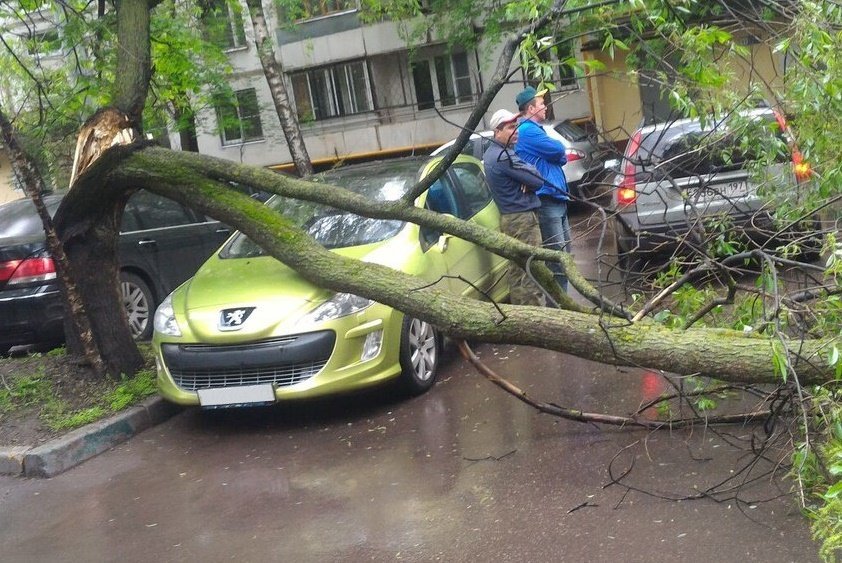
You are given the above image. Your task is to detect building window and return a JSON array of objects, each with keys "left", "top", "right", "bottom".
[
  {"left": 411, "top": 52, "right": 474, "bottom": 111},
  {"left": 215, "top": 88, "right": 263, "bottom": 145},
  {"left": 201, "top": 0, "right": 247, "bottom": 50},
  {"left": 290, "top": 60, "right": 372, "bottom": 122},
  {"left": 281, "top": 0, "right": 356, "bottom": 21},
  {"left": 27, "top": 29, "right": 61, "bottom": 58}
]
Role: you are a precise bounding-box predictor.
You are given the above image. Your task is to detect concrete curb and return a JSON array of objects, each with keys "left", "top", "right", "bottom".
[{"left": 0, "top": 396, "right": 181, "bottom": 478}]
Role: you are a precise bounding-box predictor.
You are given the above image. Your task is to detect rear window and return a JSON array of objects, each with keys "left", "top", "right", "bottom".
[
  {"left": 635, "top": 114, "right": 789, "bottom": 177},
  {"left": 552, "top": 120, "right": 590, "bottom": 142},
  {"left": 221, "top": 160, "right": 425, "bottom": 257},
  {"left": 0, "top": 195, "right": 62, "bottom": 238}
]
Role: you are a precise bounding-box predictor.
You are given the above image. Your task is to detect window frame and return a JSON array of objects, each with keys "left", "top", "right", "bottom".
[
  {"left": 215, "top": 88, "right": 264, "bottom": 146},
  {"left": 290, "top": 59, "right": 374, "bottom": 122},
  {"left": 411, "top": 51, "right": 475, "bottom": 111},
  {"left": 202, "top": 0, "right": 247, "bottom": 51}
]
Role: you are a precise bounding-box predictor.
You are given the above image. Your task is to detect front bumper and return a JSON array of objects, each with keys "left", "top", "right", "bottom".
[{"left": 155, "top": 305, "right": 406, "bottom": 406}]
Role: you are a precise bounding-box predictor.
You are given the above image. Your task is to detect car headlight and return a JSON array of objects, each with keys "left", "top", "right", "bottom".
[
  {"left": 154, "top": 293, "right": 182, "bottom": 337},
  {"left": 302, "top": 293, "right": 374, "bottom": 324}
]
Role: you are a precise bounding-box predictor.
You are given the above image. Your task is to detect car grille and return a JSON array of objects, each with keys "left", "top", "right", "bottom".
[
  {"left": 170, "top": 360, "right": 328, "bottom": 391},
  {"left": 161, "top": 331, "right": 335, "bottom": 392}
]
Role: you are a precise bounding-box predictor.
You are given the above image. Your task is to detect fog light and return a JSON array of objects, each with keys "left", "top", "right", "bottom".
[{"left": 361, "top": 330, "right": 383, "bottom": 362}]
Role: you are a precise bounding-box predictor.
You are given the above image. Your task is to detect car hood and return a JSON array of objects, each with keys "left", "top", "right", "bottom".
[{"left": 174, "top": 234, "right": 413, "bottom": 341}]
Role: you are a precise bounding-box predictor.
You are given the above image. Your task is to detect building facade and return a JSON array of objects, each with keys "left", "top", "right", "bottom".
[{"left": 185, "top": 1, "right": 594, "bottom": 171}]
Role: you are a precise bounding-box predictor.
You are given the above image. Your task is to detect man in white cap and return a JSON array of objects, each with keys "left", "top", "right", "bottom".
[
  {"left": 482, "top": 108, "right": 546, "bottom": 306},
  {"left": 514, "top": 85, "right": 571, "bottom": 293}
]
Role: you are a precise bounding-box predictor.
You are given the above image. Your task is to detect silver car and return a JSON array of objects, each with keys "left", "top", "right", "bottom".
[
  {"left": 612, "top": 107, "right": 816, "bottom": 267},
  {"left": 431, "top": 119, "right": 612, "bottom": 201}
]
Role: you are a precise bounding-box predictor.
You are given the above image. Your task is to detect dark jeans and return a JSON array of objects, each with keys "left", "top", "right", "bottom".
[{"left": 537, "top": 197, "right": 571, "bottom": 292}]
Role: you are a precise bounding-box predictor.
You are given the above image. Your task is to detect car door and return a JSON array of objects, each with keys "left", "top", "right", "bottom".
[
  {"left": 418, "top": 159, "right": 506, "bottom": 299},
  {"left": 119, "top": 191, "right": 219, "bottom": 298}
]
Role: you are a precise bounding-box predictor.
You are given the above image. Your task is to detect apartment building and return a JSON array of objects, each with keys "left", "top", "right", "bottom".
[{"left": 187, "top": 0, "right": 594, "bottom": 171}]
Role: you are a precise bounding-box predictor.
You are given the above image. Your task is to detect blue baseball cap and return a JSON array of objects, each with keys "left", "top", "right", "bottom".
[{"left": 515, "top": 86, "right": 548, "bottom": 110}]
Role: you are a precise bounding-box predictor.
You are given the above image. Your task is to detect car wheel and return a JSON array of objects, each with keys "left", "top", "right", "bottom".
[
  {"left": 120, "top": 272, "right": 155, "bottom": 341},
  {"left": 398, "top": 315, "right": 440, "bottom": 395}
]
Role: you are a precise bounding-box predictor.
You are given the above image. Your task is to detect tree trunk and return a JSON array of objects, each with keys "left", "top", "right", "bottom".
[
  {"left": 94, "top": 145, "right": 833, "bottom": 385},
  {"left": 113, "top": 0, "right": 152, "bottom": 123},
  {"left": 245, "top": 0, "right": 314, "bottom": 177}
]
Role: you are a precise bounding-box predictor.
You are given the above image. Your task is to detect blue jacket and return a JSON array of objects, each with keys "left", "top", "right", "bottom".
[
  {"left": 482, "top": 143, "right": 543, "bottom": 214},
  {"left": 514, "top": 119, "right": 568, "bottom": 201}
]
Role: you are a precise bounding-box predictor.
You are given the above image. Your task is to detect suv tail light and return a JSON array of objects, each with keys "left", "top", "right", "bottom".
[
  {"left": 792, "top": 150, "right": 812, "bottom": 183},
  {"left": 565, "top": 148, "right": 585, "bottom": 162},
  {"left": 0, "top": 257, "right": 57, "bottom": 286},
  {"left": 773, "top": 110, "right": 812, "bottom": 184},
  {"left": 617, "top": 131, "right": 641, "bottom": 206}
]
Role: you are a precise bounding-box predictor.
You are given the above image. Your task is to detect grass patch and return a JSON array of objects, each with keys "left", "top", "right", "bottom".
[{"left": 1, "top": 350, "right": 158, "bottom": 434}]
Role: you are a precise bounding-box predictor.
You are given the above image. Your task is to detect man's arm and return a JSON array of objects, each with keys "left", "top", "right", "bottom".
[
  {"left": 520, "top": 124, "right": 567, "bottom": 164},
  {"left": 501, "top": 151, "right": 545, "bottom": 190}
]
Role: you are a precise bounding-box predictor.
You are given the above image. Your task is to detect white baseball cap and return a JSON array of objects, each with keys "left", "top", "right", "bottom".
[{"left": 488, "top": 109, "right": 519, "bottom": 130}]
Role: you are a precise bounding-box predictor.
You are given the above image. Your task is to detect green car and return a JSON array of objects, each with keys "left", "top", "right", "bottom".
[{"left": 152, "top": 156, "right": 508, "bottom": 408}]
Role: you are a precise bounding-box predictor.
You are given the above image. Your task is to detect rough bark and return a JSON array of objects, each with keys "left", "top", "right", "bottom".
[
  {"left": 74, "top": 144, "right": 833, "bottom": 385},
  {"left": 62, "top": 107, "right": 145, "bottom": 376},
  {"left": 245, "top": 0, "right": 314, "bottom": 177},
  {"left": 113, "top": 0, "right": 152, "bottom": 123}
]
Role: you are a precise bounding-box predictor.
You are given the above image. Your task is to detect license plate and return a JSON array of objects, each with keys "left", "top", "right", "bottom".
[
  {"left": 695, "top": 180, "right": 748, "bottom": 201},
  {"left": 197, "top": 384, "right": 275, "bottom": 408}
]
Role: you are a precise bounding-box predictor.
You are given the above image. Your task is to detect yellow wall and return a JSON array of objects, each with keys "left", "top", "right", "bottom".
[
  {"left": 0, "top": 150, "right": 20, "bottom": 205},
  {"left": 582, "top": 38, "right": 785, "bottom": 144},
  {"left": 582, "top": 49, "right": 643, "bottom": 144}
]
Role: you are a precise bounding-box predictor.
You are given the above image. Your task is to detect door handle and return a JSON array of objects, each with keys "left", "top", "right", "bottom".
[
  {"left": 137, "top": 239, "right": 157, "bottom": 247},
  {"left": 215, "top": 227, "right": 231, "bottom": 235}
]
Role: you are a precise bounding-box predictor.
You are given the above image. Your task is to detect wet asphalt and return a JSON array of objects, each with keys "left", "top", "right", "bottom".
[{"left": 0, "top": 208, "right": 819, "bottom": 562}]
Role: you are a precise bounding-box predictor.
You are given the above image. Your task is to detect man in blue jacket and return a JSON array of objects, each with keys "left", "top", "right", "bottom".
[
  {"left": 514, "top": 86, "right": 571, "bottom": 293},
  {"left": 482, "top": 109, "right": 546, "bottom": 306}
]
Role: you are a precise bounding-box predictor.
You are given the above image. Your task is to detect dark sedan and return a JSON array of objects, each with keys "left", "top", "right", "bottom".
[{"left": 0, "top": 191, "right": 234, "bottom": 354}]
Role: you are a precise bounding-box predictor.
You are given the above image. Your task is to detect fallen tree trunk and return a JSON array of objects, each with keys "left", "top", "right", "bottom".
[{"left": 56, "top": 144, "right": 832, "bottom": 385}]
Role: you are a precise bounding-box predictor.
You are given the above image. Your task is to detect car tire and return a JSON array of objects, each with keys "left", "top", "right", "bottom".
[
  {"left": 398, "top": 315, "right": 440, "bottom": 395},
  {"left": 120, "top": 272, "right": 155, "bottom": 341}
]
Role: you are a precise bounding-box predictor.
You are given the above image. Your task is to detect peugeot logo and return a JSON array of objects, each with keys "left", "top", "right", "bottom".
[{"left": 218, "top": 307, "right": 255, "bottom": 331}]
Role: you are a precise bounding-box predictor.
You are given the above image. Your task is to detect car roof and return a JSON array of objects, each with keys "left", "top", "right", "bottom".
[{"left": 637, "top": 107, "right": 777, "bottom": 135}]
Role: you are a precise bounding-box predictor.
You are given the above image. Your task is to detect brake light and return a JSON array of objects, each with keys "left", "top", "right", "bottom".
[
  {"left": 2, "top": 257, "right": 57, "bottom": 285},
  {"left": 618, "top": 131, "right": 641, "bottom": 206},
  {"left": 565, "top": 149, "right": 585, "bottom": 162},
  {"left": 792, "top": 150, "right": 812, "bottom": 183},
  {"left": 773, "top": 110, "right": 812, "bottom": 184}
]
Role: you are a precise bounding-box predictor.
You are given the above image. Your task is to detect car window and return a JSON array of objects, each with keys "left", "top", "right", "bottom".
[
  {"left": 553, "top": 120, "right": 589, "bottom": 142},
  {"left": 124, "top": 191, "right": 196, "bottom": 231},
  {"left": 425, "top": 177, "right": 460, "bottom": 216},
  {"left": 450, "top": 162, "right": 492, "bottom": 218}
]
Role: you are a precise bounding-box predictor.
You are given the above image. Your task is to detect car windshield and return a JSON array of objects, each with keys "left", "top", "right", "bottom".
[{"left": 221, "top": 159, "right": 425, "bottom": 258}]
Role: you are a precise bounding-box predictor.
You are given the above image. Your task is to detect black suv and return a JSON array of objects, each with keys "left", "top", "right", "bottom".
[{"left": 0, "top": 191, "right": 235, "bottom": 353}]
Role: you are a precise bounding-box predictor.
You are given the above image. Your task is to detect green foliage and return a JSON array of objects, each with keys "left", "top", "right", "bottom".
[
  {"left": 0, "top": 368, "right": 51, "bottom": 410},
  {"left": 799, "top": 386, "right": 842, "bottom": 561},
  {"left": 104, "top": 369, "right": 157, "bottom": 411},
  {"left": 1, "top": 360, "right": 156, "bottom": 432}
]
